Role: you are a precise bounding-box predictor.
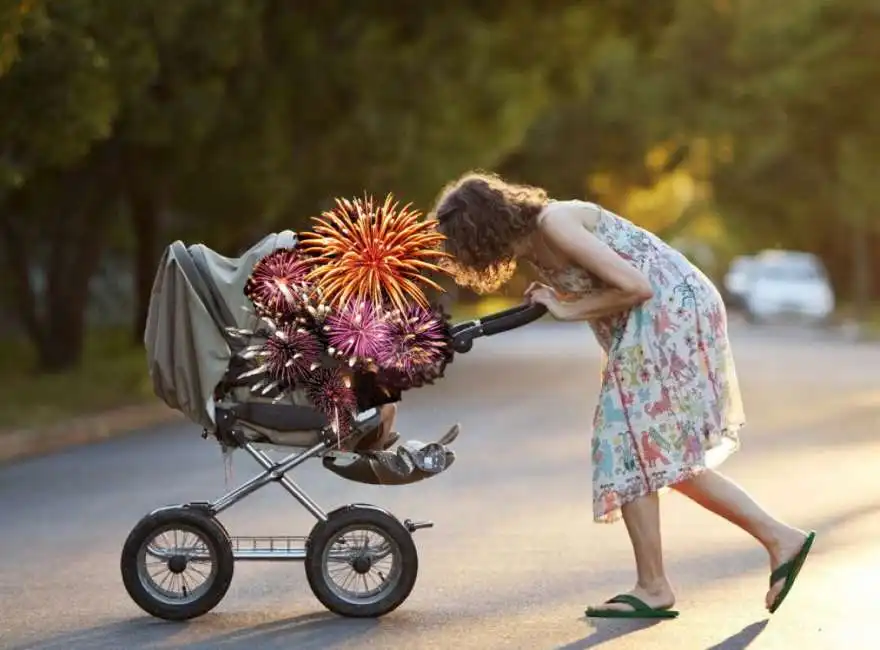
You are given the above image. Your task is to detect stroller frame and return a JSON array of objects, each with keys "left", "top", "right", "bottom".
[
  {"left": 194, "top": 416, "right": 435, "bottom": 562},
  {"left": 122, "top": 235, "right": 548, "bottom": 621},
  {"left": 155, "top": 437, "right": 433, "bottom": 563}
]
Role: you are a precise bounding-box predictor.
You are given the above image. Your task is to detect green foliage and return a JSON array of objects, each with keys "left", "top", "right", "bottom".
[
  {"left": 0, "top": 326, "right": 152, "bottom": 429},
  {"left": 0, "top": 0, "right": 38, "bottom": 76},
  {"left": 651, "top": 0, "right": 880, "bottom": 298},
  {"left": 2, "top": 0, "right": 880, "bottom": 381},
  {"left": 505, "top": 0, "right": 880, "bottom": 300}
]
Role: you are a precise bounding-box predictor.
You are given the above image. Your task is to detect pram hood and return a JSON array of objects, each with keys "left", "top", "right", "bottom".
[{"left": 144, "top": 231, "right": 298, "bottom": 430}]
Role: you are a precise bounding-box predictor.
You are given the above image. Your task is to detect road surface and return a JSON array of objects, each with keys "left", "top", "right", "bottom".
[{"left": 1, "top": 322, "right": 878, "bottom": 650}]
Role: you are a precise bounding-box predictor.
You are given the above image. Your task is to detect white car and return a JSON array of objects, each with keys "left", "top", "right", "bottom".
[
  {"left": 722, "top": 255, "right": 756, "bottom": 308},
  {"left": 744, "top": 251, "right": 835, "bottom": 324}
]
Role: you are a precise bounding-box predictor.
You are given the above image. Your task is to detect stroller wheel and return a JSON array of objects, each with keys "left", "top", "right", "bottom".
[
  {"left": 305, "top": 505, "right": 418, "bottom": 618},
  {"left": 120, "top": 507, "right": 234, "bottom": 621}
]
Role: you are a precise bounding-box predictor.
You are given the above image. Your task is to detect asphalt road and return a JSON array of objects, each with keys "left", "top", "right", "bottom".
[{"left": 1, "top": 322, "right": 878, "bottom": 650}]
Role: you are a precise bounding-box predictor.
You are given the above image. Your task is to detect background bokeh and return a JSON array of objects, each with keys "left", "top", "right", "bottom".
[{"left": 1, "top": 0, "right": 878, "bottom": 429}]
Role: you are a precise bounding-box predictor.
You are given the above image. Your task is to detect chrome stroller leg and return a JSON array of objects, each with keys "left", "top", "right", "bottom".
[{"left": 209, "top": 441, "right": 329, "bottom": 522}]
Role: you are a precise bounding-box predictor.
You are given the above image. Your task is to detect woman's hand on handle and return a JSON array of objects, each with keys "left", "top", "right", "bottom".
[
  {"left": 526, "top": 285, "right": 571, "bottom": 320},
  {"left": 523, "top": 281, "right": 550, "bottom": 299}
]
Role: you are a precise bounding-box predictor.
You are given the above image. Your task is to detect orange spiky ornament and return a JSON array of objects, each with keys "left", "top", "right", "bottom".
[{"left": 298, "top": 194, "right": 450, "bottom": 313}]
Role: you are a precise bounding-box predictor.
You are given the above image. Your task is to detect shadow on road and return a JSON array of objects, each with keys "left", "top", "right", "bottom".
[
  {"left": 554, "top": 618, "right": 768, "bottom": 650},
  {"left": 7, "top": 612, "right": 377, "bottom": 650},
  {"left": 185, "top": 613, "right": 377, "bottom": 649},
  {"left": 555, "top": 617, "right": 664, "bottom": 649},
  {"left": 704, "top": 620, "right": 769, "bottom": 650}
]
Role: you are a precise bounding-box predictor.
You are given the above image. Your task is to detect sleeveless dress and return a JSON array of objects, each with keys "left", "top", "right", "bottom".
[{"left": 530, "top": 201, "right": 745, "bottom": 523}]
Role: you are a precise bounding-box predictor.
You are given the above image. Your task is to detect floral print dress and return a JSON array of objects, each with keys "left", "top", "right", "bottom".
[{"left": 530, "top": 201, "right": 745, "bottom": 523}]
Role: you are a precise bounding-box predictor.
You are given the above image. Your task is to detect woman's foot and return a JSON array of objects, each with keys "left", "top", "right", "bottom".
[
  {"left": 589, "top": 579, "right": 676, "bottom": 614},
  {"left": 765, "top": 526, "right": 810, "bottom": 610}
]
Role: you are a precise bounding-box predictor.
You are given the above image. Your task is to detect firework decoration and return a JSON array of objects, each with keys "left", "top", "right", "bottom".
[
  {"left": 323, "top": 299, "right": 391, "bottom": 368},
  {"left": 235, "top": 193, "right": 455, "bottom": 448},
  {"left": 232, "top": 321, "right": 324, "bottom": 398},
  {"left": 243, "top": 248, "right": 312, "bottom": 319},
  {"left": 377, "top": 304, "right": 454, "bottom": 389},
  {"left": 298, "top": 194, "right": 449, "bottom": 314},
  {"left": 261, "top": 324, "right": 323, "bottom": 385},
  {"left": 304, "top": 366, "right": 357, "bottom": 440}
]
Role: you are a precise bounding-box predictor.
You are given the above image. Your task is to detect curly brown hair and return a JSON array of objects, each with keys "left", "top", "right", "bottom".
[{"left": 430, "top": 171, "right": 549, "bottom": 294}]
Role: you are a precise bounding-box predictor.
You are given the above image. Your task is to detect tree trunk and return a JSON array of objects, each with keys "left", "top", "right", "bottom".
[
  {"left": 40, "top": 199, "right": 114, "bottom": 371},
  {"left": 0, "top": 142, "right": 119, "bottom": 372},
  {"left": 38, "top": 275, "right": 92, "bottom": 372},
  {"left": 0, "top": 207, "right": 45, "bottom": 355},
  {"left": 130, "top": 190, "right": 160, "bottom": 344},
  {"left": 852, "top": 210, "right": 871, "bottom": 324}
]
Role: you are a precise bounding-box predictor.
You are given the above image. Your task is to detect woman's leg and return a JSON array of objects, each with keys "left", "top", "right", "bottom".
[
  {"left": 589, "top": 492, "right": 676, "bottom": 611},
  {"left": 670, "top": 468, "right": 809, "bottom": 609}
]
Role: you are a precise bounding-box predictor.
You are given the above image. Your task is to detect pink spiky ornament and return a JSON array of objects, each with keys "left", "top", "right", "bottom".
[
  {"left": 304, "top": 366, "right": 358, "bottom": 443},
  {"left": 376, "top": 303, "right": 453, "bottom": 389},
  {"left": 244, "top": 248, "right": 313, "bottom": 319},
  {"left": 235, "top": 321, "right": 323, "bottom": 396},
  {"left": 262, "top": 324, "right": 323, "bottom": 384},
  {"left": 323, "top": 299, "right": 391, "bottom": 368}
]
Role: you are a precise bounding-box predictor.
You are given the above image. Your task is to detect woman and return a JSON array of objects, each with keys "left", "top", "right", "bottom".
[{"left": 432, "top": 171, "right": 815, "bottom": 619}]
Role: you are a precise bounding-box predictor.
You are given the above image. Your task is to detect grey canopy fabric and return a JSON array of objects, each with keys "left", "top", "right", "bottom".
[
  {"left": 144, "top": 231, "right": 299, "bottom": 430},
  {"left": 143, "top": 230, "right": 463, "bottom": 487}
]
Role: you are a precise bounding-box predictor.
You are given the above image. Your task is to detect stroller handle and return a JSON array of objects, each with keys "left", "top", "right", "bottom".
[{"left": 450, "top": 302, "right": 548, "bottom": 353}]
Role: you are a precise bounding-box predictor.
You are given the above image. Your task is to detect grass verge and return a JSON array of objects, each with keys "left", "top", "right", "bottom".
[
  {"left": 0, "top": 328, "right": 153, "bottom": 431},
  {"left": 834, "top": 303, "right": 880, "bottom": 338}
]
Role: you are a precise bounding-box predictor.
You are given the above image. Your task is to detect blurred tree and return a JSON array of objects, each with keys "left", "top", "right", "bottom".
[
  {"left": 13, "top": 0, "right": 880, "bottom": 373},
  {"left": 656, "top": 0, "right": 880, "bottom": 301},
  {"left": 179, "top": 1, "right": 631, "bottom": 296},
  {"left": 106, "top": 1, "right": 266, "bottom": 341},
  {"left": 497, "top": 1, "right": 681, "bottom": 210},
  {"left": 500, "top": 34, "right": 671, "bottom": 205},
  {"left": 0, "top": 0, "right": 144, "bottom": 369},
  {"left": 0, "top": 0, "right": 38, "bottom": 76},
  {"left": 3, "top": 0, "right": 653, "bottom": 364}
]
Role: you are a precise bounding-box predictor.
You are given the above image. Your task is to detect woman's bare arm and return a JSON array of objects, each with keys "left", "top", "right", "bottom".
[
  {"left": 533, "top": 204, "right": 652, "bottom": 321},
  {"left": 540, "top": 203, "right": 652, "bottom": 297}
]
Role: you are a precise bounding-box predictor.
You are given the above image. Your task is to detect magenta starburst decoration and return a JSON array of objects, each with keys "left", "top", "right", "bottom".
[
  {"left": 304, "top": 366, "right": 358, "bottom": 440},
  {"left": 376, "top": 304, "right": 452, "bottom": 384},
  {"left": 244, "top": 248, "right": 313, "bottom": 318},
  {"left": 323, "top": 299, "right": 391, "bottom": 367},
  {"left": 261, "top": 323, "right": 323, "bottom": 386}
]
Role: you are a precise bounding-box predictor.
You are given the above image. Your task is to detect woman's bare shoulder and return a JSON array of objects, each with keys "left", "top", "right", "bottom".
[{"left": 539, "top": 199, "right": 602, "bottom": 231}]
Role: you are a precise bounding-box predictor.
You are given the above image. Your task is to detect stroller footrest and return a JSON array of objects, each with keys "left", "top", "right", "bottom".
[
  {"left": 322, "top": 424, "right": 460, "bottom": 486},
  {"left": 322, "top": 450, "right": 456, "bottom": 485}
]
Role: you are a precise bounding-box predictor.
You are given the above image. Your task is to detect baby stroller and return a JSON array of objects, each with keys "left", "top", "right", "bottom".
[{"left": 120, "top": 230, "right": 546, "bottom": 622}]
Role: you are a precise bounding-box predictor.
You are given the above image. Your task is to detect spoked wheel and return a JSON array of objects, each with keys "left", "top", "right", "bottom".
[
  {"left": 120, "top": 507, "right": 234, "bottom": 621},
  {"left": 305, "top": 506, "right": 418, "bottom": 618}
]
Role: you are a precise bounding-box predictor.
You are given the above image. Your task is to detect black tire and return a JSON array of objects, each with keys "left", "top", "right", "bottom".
[
  {"left": 305, "top": 505, "right": 418, "bottom": 618},
  {"left": 120, "top": 507, "right": 234, "bottom": 621}
]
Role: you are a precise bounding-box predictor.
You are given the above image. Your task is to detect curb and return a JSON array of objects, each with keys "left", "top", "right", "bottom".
[{"left": 0, "top": 402, "right": 186, "bottom": 465}]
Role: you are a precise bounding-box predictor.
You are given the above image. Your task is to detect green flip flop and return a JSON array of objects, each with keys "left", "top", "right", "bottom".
[
  {"left": 586, "top": 594, "right": 680, "bottom": 619},
  {"left": 768, "top": 530, "right": 817, "bottom": 614}
]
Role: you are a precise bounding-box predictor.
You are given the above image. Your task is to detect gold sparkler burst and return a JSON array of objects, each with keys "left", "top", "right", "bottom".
[{"left": 298, "top": 194, "right": 451, "bottom": 313}]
